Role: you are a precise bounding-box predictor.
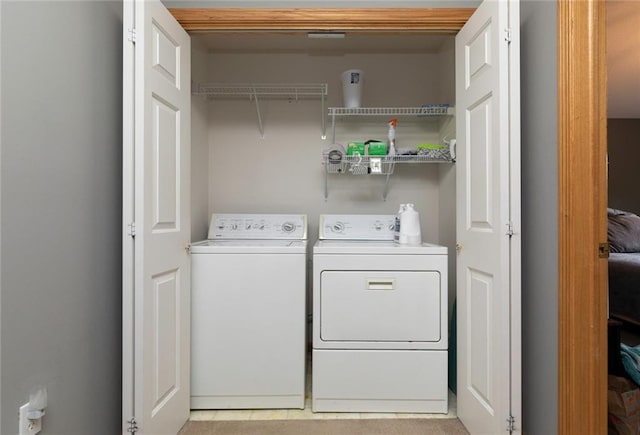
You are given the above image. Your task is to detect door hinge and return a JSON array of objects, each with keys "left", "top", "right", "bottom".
[
  {"left": 128, "top": 28, "right": 137, "bottom": 43},
  {"left": 506, "top": 221, "right": 514, "bottom": 237},
  {"left": 126, "top": 417, "right": 138, "bottom": 433},
  {"left": 599, "top": 242, "right": 610, "bottom": 259},
  {"left": 505, "top": 28, "right": 512, "bottom": 44},
  {"left": 506, "top": 415, "right": 516, "bottom": 433},
  {"left": 127, "top": 222, "right": 136, "bottom": 238}
]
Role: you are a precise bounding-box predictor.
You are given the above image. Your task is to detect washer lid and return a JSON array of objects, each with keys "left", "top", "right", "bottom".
[
  {"left": 313, "top": 240, "right": 447, "bottom": 255},
  {"left": 191, "top": 239, "right": 307, "bottom": 254}
]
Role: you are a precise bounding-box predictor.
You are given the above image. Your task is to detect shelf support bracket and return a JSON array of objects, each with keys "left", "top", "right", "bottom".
[
  {"left": 382, "top": 164, "right": 394, "bottom": 201},
  {"left": 252, "top": 87, "right": 265, "bottom": 139},
  {"left": 331, "top": 112, "right": 337, "bottom": 144},
  {"left": 321, "top": 91, "right": 326, "bottom": 140},
  {"left": 324, "top": 164, "right": 329, "bottom": 201}
]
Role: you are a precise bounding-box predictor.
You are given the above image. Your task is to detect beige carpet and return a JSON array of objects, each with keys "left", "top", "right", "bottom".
[{"left": 179, "top": 418, "right": 469, "bottom": 435}]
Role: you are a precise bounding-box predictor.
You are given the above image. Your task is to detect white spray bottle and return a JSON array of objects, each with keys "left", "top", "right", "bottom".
[{"left": 387, "top": 118, "right": 397, "bottom": 156}]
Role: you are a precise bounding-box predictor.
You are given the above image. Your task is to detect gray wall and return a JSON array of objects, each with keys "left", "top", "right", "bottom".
[
  {"left": 520, "top": 1, "right": 559, "bottom": 434},
  {"left": 1, "top": 2, "right": 123, "bottom": 434},
  {"left": 191, "top": 38, "right": 211, "bottom": 242},
  {"left": 608, "top": 119, "right": 640, "bottom": 215}
]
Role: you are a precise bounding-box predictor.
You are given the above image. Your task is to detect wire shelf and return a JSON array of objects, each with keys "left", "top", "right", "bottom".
[
  {"left": 322, "top": 152, "right": 454, "bottom": 175},
  {"left": 195, "top": 83, "right": 328, "bottom": 100},
  {"left": 328, "top": 105, "right": 453, "bottom": 116},
  {"left": 193, "top": 83, "right": 328, "bottom": 138}
]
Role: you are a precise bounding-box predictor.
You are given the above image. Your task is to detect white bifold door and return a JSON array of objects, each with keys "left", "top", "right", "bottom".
[
  {"left": 123, "top": 0, "right": 191, "bottom": 434},
  {"left": 455, "top": 0, "right": 521, "bottom": 434},
  {"left": 123, "top": 0, "right": 521, "bottom": 434}
]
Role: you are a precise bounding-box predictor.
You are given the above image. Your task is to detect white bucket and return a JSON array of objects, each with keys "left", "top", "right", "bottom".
[{"left": 341, "top": 69, "right": 364, "bottom": 108}]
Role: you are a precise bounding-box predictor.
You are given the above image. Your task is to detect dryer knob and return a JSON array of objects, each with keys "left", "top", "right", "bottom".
[{"left": 332, "top": 222, "right": 345, "bottom": 233}]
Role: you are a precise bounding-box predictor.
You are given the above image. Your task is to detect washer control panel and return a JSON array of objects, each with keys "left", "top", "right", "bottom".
[
  {"left": 208, "top": 214, "right": 307, "bottom": 240},
  {"left": 319, "top": 214, "right": 396, "bottom": 240}
]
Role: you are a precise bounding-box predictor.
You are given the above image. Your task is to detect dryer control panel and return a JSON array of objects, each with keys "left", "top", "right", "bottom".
[
  {"left": 208, "top": 214, "right": 307, "bottom": 240},
  {"left": 319, "top": 214, "right": 396, "bottom": 240}
]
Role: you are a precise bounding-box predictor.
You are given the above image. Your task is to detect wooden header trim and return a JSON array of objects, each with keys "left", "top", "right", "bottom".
[{"left": 168, "top": 8, "right": 475, "bottom": 32}]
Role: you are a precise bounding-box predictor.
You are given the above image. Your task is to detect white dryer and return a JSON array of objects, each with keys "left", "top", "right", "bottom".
[
  {"left": 190, "top": 213, "right": 307, "bottom": 409},
  {"left": 312, "top": 214, "right": 448, "bottom": 413}
]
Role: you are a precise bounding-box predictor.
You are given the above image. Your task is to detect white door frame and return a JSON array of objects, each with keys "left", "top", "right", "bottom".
[{"left": 122, "top": 1, "right": 136, "bottom": 432}]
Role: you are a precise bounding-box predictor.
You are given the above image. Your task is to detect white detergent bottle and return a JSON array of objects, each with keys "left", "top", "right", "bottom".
[
  {"left": 399, "top": 203, "right": 422, "bottom": 245},
  {"left": 394, "top": 204, "right": 405, "bottom": 243}
]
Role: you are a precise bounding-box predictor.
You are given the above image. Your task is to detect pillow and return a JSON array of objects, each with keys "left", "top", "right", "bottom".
[{"left": 608, "top": 208, "right": 640, "bottom": 253}]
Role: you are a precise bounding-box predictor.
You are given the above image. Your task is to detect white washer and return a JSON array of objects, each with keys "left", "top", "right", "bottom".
[
  {"left": 312, "top": 214, "right": 448, "bottom": 413},
  {"left": 190, "top": 213, "right": 307, "bottom": 409}
]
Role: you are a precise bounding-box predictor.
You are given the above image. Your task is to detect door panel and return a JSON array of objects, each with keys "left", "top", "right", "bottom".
[
  {"left": 456, "top": 0, "right": 520, "bottom": 433},
  {"left": 152, "top": 97, "right": 179, "bottom": 230},
  {"left": 468, "top": 268, "right": 493, "bottom": 413},
  {"left": 466, "top": 20, "right": 492, "bottom": 88},
  {"left": 468, "top": 96, "right": 493, "bottom": 229},
  {"left": 320, "top": 271, "right": 441, "bottom": 342},
  {"left": 151, "top": 23, "right": 180, "bottom": 86},
  {"left": 124, "top": 0, "right": 191, "bottom": 433},
  {"left": 151, "top": 269, "right": 179, "bottom": 412}
]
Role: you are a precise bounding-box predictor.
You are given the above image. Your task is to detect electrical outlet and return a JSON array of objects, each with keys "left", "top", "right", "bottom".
[{"left": 19, "top": 403, "right": 41, "bottom": 435}]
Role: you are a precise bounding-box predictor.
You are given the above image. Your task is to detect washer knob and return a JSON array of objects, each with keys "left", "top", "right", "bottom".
[
  {"left": 332, "top": 222, "right": 345, "bottom": 233},
  {"left": 282, "top": 222, "right": 295, "bottom": 233},
  {"left": 231, "top": 223, "right": 238, "bottom": 230}
]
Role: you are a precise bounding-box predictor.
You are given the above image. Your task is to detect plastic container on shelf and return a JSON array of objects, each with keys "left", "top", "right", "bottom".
[{"left": 341, "top": 69, "right": 364, "bottom": 108}]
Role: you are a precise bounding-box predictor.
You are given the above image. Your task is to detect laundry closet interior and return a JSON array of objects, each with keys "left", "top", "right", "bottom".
[
  {"left": 186, "top": 27, "right": 458, "bottom": 408},
  {"left": 190, "top": 32, "right": 458, "bottom": 293}
]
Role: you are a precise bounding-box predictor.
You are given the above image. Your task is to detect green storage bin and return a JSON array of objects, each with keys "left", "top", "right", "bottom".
[
  {"left": 346, "top": 142, "right": 366, "bottom": 156},
  {"left": 367, "top": 141, "right": 388, "bottom": 156}
]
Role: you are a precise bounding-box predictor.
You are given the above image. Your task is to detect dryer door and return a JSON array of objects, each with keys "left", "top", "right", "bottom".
[{"left": 319, "top": 270, "right": 441, "bottom": 344}]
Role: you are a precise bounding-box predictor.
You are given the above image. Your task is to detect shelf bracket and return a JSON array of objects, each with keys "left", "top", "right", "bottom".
[
  {"left": 331, "top": 111, "right": 337, "bottom": 144},
  {"left": 321, "top": 91, "right": 326, "bottom": 140},
  {"left": 382, "top": 164, "right": 394, "bottom": 201},
  {"left": 195, "top": 83, "right": 327, "bottom": 138},
  {"left": 324, "top": 164, "right": 329, "bottom": 201},
  {"left": 252, "top": 88, "right": 265, "bottom": 139}
]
